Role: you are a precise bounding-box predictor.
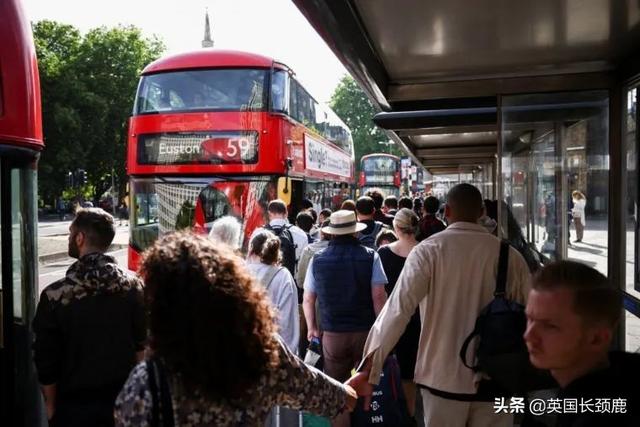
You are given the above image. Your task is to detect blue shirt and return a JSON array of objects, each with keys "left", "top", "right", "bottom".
[{"left": 303, "top": 251, "right": 387, "bottom": 293}]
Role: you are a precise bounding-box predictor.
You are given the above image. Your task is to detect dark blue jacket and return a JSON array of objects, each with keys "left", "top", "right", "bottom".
[{"left": 313, "top": 235, "right": 376, "bottom": 332}]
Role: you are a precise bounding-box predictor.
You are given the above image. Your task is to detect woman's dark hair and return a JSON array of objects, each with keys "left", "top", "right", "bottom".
[
  {"left": 413, "top": 197, "right": 423, "bottom": 210},
  {"left": 366, "top": 190, "right": 384, "bottom": 210},
  {"left": 384, "top": 195, "right": 398, "bottom": 210},
  {"left": 140, "top": 232, "right": 279, "bottom": 400},
  {"left": 398, "top": 196, "right": 413, "bottom": 210},
  {"left": 308, "top": 208, "right": 318, "bottom": 223},
  {"left": 486, "top": 199, "right": 542, "bottom": 272},
  {"left": 341, "top": 199, "right": 356, "bottom": 211},
  {"left": 296, "top": 211, "right": 314, "bottom": 233},
  {"left": 424, "top": 196, "right": 440, "bottom": 215},
  {"left": 319, "top": 208, "right": 332, "bottom": 220},
  {"left": 301, "top": 198, "right": 314, "bottom": 210},
  {"left": 375, "top": 229, "right": 398, "bottom": 247},
  {"left": 356, "top": 196, "right": 375, "bottom": 215},
  {"left": 249, "top": 230, "right": 281, "bottom": 265}
]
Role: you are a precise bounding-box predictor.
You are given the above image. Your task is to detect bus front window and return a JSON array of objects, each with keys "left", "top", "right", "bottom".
[
  {"left": 135, "top": 68, "right": 269, "bottom": 114},
  {"left": 129, "top": 176, "right": 276, "bottom": 253}
]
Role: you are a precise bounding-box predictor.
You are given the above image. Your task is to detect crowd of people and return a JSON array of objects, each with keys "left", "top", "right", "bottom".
[{"left": 31, "top": 184, "right": 637, "bottom": 427}]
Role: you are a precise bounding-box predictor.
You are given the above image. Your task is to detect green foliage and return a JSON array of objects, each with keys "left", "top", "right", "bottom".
[
  {"left": 33, "top": 21, "right": 165, "bottom": 204},
  {"left": 329, "top": 75, "right": 402, "bottom": 170}
]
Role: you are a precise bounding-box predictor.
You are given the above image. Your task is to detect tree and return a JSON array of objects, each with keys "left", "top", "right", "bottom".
[
  {"left": 33, "top": 21, "right": 165, "bottom": 206},
  {"left": 33, "top": 21, "right": 87, "bottom": 203},
  {"left": 75, "top": 26, "right": 164, "bottom": 201},
  {"left": 329, "top": 75, "right": 402, "bottom": 170}
]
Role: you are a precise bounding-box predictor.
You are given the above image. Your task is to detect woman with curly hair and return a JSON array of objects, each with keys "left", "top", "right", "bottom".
[{"left": 114, "top": 232, "right": 359, "bottom": 426}]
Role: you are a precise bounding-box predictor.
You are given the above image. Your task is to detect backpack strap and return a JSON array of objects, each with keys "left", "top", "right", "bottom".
[
  {"left": 459, "top": 328, "right": 480, "bottom": 371},
  {"left": 495, "top": 241, "right": 510, "bottom": 297},
  {"left": 261, "top": 266, "right": 284, "bottom": 293},
  {"left": 459, "top": 241, "right": 511, "bottom": 371}
]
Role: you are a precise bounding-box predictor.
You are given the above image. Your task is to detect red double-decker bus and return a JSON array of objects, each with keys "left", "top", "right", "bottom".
[
  {"left": 127, "top": 50, "right": 355, "bottom": 269},
  {"left": 358, "top": 153, "right": 401, "bottom": 197}
]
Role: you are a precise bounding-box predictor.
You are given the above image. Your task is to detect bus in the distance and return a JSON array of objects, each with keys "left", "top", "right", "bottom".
[
  {"left": 127, "top": 49, "right": 354, "bottom": 269},
  {"left": 358, "top": 153, "right": 401, "bottom": 197}
]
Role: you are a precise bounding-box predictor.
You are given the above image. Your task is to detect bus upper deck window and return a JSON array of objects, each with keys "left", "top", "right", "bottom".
[{"left": 271, "top": 69, "right": 287, "bottom": 113}]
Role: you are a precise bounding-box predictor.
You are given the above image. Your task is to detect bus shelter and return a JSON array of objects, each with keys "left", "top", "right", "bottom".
[{"left": 293, "top": 0, "right": 640, "bottom": 351}]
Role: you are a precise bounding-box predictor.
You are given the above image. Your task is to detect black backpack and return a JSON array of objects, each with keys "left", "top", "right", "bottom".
[
  {"left": 460, "top": 241, "right": 554, "bottom": 394},
  {"left": 265, "top": 223, "right": 297, "bottom": 277},
  {"left": 358, "top": 221, "right": 384, "bottom": 249}
]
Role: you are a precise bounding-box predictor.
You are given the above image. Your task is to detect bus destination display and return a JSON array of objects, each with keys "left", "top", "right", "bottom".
[{"left": 138, "top": 131, "right": 259, "bottom": 165}]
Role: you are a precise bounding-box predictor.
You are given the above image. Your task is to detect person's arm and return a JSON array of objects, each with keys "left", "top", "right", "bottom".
[
  {"left": 361, "top": 246, "right": 431, "bottom": 385},
  {"left": 370, "top": 252, "right": 388, "bottom": 316},
  {"left": 302, "top": 259, "right": 320, "bottom": 340},
  {"left": 114, "top": 363, "right": 152, "bottom": 427},
  {"left": 276, "top": 271, "right": 300, "bottom": 353},
  {"left": 32, "top": 291, "right": 61, "bottom": 421},
  {"left": 271, "top": 337, "right": 356, "bottom": 417},
  {"left": 303, "top": 291, "right": 319, "bottom": 340},
  {"left": 42, "top": 384, "right": 56, "bottom": 421},
  {"left": 371, "top": 286, "right": 387, "bottom": 316},
  {"left": 296, "top": 247, "right": 312, "bottom": 286}
]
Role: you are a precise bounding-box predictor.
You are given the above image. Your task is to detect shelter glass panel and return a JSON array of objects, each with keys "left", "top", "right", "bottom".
[
  {"left": 624, "top": 85, "right": 640, "bottom": 352},
  {"left": 501, "top": 91, "right": 609, "bottom": 276}
]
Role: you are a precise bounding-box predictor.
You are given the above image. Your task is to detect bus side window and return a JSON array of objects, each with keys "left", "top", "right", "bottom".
[
  {"left": 271, "top": 69, "right": 287, "bottom": 113},
  {"left": 290, "top": 79, "right": 299, "bottom": 121}
]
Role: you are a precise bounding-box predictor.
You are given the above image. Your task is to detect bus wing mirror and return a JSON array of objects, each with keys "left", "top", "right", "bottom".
[{"left": 277, "top": 177, "right": 292, "bottom": 205}]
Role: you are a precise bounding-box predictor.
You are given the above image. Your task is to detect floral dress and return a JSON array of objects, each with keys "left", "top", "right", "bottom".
[{"left": 114, "top": 337, "right": 348, "bottom": 426}]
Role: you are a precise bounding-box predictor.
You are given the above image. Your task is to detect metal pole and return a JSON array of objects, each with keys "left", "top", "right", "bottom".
[{"left": 111, "top": 166, "right": 116, "bottom": 215}]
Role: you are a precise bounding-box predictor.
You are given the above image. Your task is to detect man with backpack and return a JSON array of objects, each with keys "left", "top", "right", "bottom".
[
  {"left": 355, "top": 184, "right": 531, "bottom": 427},
  {"left": 355, "top": 196, "right": 387, "bottom": 249},
  {"left": 251, "top": 199, "right": 309, "bottom": 282}
]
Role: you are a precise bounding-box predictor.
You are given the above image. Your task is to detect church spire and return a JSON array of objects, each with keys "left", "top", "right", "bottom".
[{"left": 202, "top": 9, "right": 214, "bottom": 48}]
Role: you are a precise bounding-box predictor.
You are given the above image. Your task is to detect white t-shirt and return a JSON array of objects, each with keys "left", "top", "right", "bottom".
[{"left": 246, "top": 262, "right": 300, "bottom": 355}]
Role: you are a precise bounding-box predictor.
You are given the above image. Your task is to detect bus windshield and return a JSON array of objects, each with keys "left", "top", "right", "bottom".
[
  {"left": 135, "top": 68, "right": 268, "bottom": 114},
  {"left": 362, "top": 156, "right": 398, "bottom": 184},
  {"left": 129, "top": 176, "right": 276, "bottom": 253}
]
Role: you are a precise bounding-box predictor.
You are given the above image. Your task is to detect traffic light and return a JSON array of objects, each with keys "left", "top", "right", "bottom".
[
  {"left": 66, "top": 171, "right": 74, "bottom": 188},
  {"left": 75, "top": 169, "right": 87, "bottom": 186}
]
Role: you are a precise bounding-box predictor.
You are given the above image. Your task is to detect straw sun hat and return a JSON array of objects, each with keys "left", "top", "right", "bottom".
[{"left": 321, "top": 210, "right": 367, "bottom": 235}]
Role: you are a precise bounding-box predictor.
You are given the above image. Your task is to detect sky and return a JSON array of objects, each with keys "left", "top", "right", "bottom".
[{"left": 23, "top": 0, "right": 349, "bottom": 103}]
